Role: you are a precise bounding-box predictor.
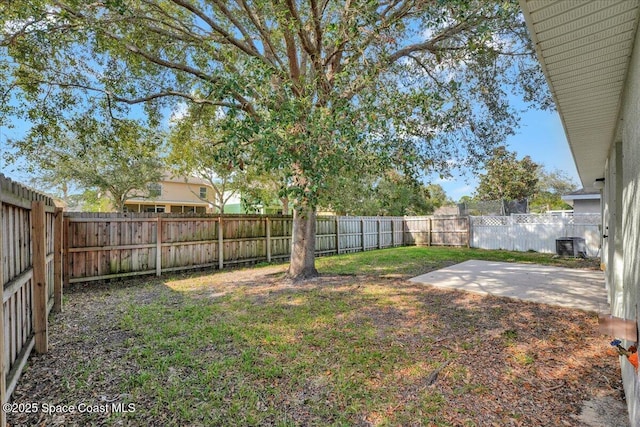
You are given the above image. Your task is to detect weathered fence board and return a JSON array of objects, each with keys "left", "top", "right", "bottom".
[
  {"left": 470, "top": 214, "right": 601, "bottom": 256},
  {"left": 0, "top": 174, "right": 61, "bottom": 422},
  {"left": 64, "top": 214, "right": 468, "bottom": 283}
]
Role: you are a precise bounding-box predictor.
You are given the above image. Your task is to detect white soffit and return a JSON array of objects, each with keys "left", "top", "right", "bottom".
[{"left": 520, "top": 0, "right": 640, "bottom": 188}]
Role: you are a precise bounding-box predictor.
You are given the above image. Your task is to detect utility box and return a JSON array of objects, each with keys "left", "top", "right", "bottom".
[{"left": 556, "top": 237, "right": 587, "bottom": 258}]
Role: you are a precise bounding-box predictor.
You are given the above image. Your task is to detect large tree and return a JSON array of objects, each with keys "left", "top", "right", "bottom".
[
  {"left": 0, "top": 0, "right": 550, "bottom": 279},
  {"left": 11, "top": 118, "right": 165, "bottom": 212},
  {"left": 529, "top": 168, "right": 577, "bottom": 213},
  {"left": 475, "top": 146, "right": 539, "bottom": 203},
  {"left": 320, "top": 171, "right": 450, "bottom": 216}
]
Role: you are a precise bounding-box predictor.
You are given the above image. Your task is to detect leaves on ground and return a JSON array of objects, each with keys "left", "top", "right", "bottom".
[{"left": 8, "top": 263, "right": 623, "bottom": 426}]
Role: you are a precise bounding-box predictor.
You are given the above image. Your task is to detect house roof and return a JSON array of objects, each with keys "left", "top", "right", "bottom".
[
  {"left": 519, "top": 0, "right": 640, "bottom": 190},
  {"left": 161, "top": 173, "right": 211, "bottom": 186},
  {"left": 561, "top": 188, "right": 601, "bottom": 202}
]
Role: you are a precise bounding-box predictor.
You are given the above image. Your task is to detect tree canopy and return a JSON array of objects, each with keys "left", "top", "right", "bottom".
[
  {"left": 10, "top": 118, "right": 165, "bottom": 212},
  {"left": 322, "top": 170, "right": 450, "bottom": 216},
  {"left": 529, "top": 168, "right": 577, "bottom": 212},
  {"left": 475, "top": 146, "right": 539, "bottom": 202},
  {"left": 0, "top": 0, "right": 551, "bottom": 279},
  {"left": 168, "top": 105, "right": 248, "bottom": 213}
]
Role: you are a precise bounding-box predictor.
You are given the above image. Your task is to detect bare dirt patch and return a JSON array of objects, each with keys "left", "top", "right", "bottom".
[{"left": 7, "top": 265, "right": 627, "bottom": 426}]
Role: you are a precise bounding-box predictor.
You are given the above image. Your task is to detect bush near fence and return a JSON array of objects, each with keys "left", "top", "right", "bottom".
[
  {"left": 0, "top": 174, "right": 63, "bottom": 424},
  {"left": 63, "top": 213, "right": 470, "bottom": 284}
]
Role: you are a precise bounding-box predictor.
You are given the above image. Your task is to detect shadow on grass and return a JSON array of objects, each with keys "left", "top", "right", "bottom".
[{"left": 9, "top": 264, "right": 623, "bottom": 427}]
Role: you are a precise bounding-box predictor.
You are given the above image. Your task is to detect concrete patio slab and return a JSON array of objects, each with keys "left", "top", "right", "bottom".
[{"left": 409, "top": 260, "right": 607, "bottom": 312}]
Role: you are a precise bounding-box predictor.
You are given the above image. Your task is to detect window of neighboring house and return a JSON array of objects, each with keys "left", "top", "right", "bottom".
[
  {"left": 144, "top": 205, "right": 165, "bottom": 213},
  {"left": 148, "top": 183, "right": 162, "bottom": 198},
  {"left": 199, "top": 187, "right": 207, "bottom": 199}
]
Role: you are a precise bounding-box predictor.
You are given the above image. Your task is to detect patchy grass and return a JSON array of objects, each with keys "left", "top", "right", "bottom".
[
  {"left": 315, "top": 246, "right": 600, "bottom": 277},
  {"left": 8, "top": 248, "right": 620, "bottom": 426}
]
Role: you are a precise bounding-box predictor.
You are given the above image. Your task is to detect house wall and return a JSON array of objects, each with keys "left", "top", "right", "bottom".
[
  {"left": 144, "top": 180, "right": 209, "bottom": 205},
  {"left": 573, "top": 199, "right": 601, "bottom": 214},
  {"left": 126, "top": 180, "right": 213, "bottom": 213},
  {"left": 611, "top": 22, "right": 640, "bottom": 426}
]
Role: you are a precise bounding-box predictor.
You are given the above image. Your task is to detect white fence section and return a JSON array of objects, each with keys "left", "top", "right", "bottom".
[{"left": 470, "top": 213, "right": 601, "bottom": 257}]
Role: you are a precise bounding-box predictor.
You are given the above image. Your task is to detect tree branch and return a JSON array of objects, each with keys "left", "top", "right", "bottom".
[
  {"left": 168, "top": 0, "right": 265, "bottom": 63},
  {"left": 100, "top": 30, "right": 259, "bottom": 118},
  {"left": 236, "top": 0, "right": 287, "bottom": 71}
]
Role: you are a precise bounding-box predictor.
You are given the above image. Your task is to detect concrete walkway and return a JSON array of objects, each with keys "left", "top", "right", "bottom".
[{"left": 409, "top": 260, "right": 607, "bottom": 312}]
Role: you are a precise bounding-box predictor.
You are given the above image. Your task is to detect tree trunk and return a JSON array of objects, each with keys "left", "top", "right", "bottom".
[
  {"left": 281, "top": 197, "right": 290, "bottom": 215},
  {"left": 288, "top": 206, "right": 318, "bottom": 280}
]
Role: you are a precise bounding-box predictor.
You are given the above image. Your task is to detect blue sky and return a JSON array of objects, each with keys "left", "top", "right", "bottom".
[{"left": 428, "top": 107, "right": 578, "bottom": 202}]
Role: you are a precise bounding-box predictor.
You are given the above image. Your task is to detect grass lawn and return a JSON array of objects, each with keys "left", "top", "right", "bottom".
[
  {"left": 314, "top": 246, "right": 600, "bottom": 277},
  {"left": 9, "top": 247, "right": 621, "bottom": 426}
]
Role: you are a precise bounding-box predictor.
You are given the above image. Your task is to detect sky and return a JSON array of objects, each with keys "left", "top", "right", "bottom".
[{"left": 427, "top": 106, "right": 579, "bottom": 202}]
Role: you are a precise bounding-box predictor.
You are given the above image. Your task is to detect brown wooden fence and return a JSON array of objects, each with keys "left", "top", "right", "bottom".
[
  {"left": 64, "top": 213, "right": 469, "bottom": 284},
  {"left": 0, "top": 174, "right": 63, "bottom": 423}
]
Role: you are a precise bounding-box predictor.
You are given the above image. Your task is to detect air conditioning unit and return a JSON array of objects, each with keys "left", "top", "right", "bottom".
[{"left": 556, "top": 237, "right": 587, "bottom": 258}]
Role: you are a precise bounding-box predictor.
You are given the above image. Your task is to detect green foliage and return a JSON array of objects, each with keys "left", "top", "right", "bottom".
[
  {"left": 0, "top": 0, "right": 551, "bottom": 275},
  {"left": 17, "top": 118, "right": 165, "bottom": 211},
  {"left": 168, "top": 106, "right": 248, "bottom": 213},
  {"left": 320, "top": 171, "right": 451, "bottom": 215},
  {"left": 529, "top": 168, "right": 577, "bottom": 212},
  {"left": 475, "top": 146, "right": 539, "bottom": 202},
  {"left": 2, "top": 0, "right": 549, "bottom": 208}
]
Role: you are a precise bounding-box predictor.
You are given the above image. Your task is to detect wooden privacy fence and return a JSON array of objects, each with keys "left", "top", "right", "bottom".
[
  {"left": 64, "top": 213, "right": 470, "bottom": 284},
  {"left": 0, "top": 175, "right": 63, "bottom": 424}
]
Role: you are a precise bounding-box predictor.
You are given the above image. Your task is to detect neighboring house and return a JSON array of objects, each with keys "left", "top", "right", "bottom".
[
  {"left": 124, "top": 175, "right": 216, "bottom": 213},
  {"left": 123, "top": 175, "right": 290, "bottom": 214},
  {"left": 520, "top": 1, "right": 640, "bottom": 424},
  {"left": 561, "top": 189, "right": 601, "bottom": 214}
]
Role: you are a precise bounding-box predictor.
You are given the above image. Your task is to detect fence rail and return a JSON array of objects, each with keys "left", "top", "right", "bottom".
[
  {"left": 0, "top": 174, "right": 62, "bottom": 425},
  {"left": 63, "top": 213, "right": 470, "bottom": 284}
]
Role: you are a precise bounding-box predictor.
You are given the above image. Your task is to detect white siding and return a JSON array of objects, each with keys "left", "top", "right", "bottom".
[{"left": 617, "top": 16, "right": 640, "bottom": 426}]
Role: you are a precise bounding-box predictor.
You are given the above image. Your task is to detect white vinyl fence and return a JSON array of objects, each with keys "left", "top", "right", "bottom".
[{"left": 470, "top": 213, "right": 601, "bottom": 257}]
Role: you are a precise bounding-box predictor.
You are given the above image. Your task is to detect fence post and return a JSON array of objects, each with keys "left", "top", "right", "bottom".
[
  {"left": 335, "top": 216, "right": 340, "bottom": 255},
  {"left": 377, "top": 218, "right": 381, "bottom": 249},
  {"left": 361, "top": 218, "right": 366, "bottom": 252},
  {"left": 31, "top": 200, "right": 48, "bottom": 354},
  {"left": 0, "top": 194, "right": 6, "bottom": 427},
  {"left": 402, "top": 217, "right": 406, "bottom": 246},
  {"left": 218, "top": 217, "right": 224, "bottom": 270},
  {"left": 265, "top": 216, "right": 271, "bottom": 263},
  {"left": 466, "top": 216, "right": 471, "bottom": 248},
  {"left": 391, "top": 219, "right": 395, "bottom": 247},
  {"left": 53, "top": 207, "right": 64, "bottom": 313},
  {"left": 155, "top": 216, "right": 162, "bottom": 276},
  {"left": 428, "top": 217, "right": 433, "bottom": 246},
  {"left": 63, "top": 216, "right": 70, "bottom": 286}
]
